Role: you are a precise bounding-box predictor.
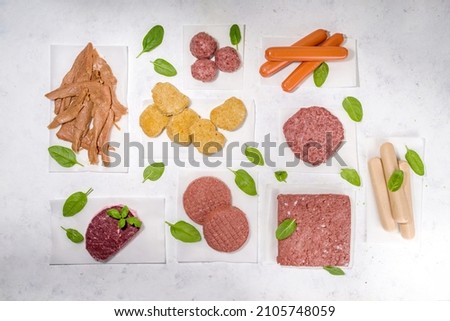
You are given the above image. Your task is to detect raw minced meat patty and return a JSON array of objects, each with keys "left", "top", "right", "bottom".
[
  {"left": 191, "top": 59, "right": 218, "bottom": 82},
  {"left": 183, "top": 176, "right": 232, "bottom": 225},
  {"left": 277, "top": 194, "right": 351, "bottom": 267},
  {"left": 190, "top": 32, "right": 217, "bottom": 59},
  {"left": 85, "top": 205, "right": 141, "bottom": 262},
  {"left": 283, "top": 106, "right": 344, "bottom": 166},
  {"left": 203, "top": 206, "right": 249, "bottom": 252},
  {"left": 214, "top": 46, "right": 241, "bottom": 72}
]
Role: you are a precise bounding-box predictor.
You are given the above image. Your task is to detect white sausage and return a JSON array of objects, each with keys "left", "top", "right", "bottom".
[{"left": 398, "top": 160, "right": 415, "bottom": 239}]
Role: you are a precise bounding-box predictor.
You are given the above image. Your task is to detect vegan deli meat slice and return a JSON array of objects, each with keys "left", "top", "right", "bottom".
[
  {"left": 283, "top": 106, "right": 344, "bottom": 166},
  {"left": 210, "top": 97, "right": 247, "bottom": 131},
  {"left": 203, "top": 206, "right": 249, "bottom": 253},
  {"left": 277, "top": 194, "right": 351, "bottom": 267},
  {"left": 190, "top": 32, "right": 218, "bottom": 59},
  {"left": 45, "top": 43, "right": 127, "bottom": 166},
  {"left": 85, "top": 205, "right": 142, "bottom": 262},
  {"left": 139, "top": 104, "right": 170, "bottom": 137},
  {"left": 152, "top": 82, "right": 190, "bottom": 116},
  {"left": 183, "top": 176, "right": 232, "bottom": 225}
]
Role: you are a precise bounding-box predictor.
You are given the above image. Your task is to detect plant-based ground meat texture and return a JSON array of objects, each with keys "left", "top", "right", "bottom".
[
  {"left": 191, "top": 59, "right": 218, "bottom": 82},
  {"left": 183, "top": 177, "right": 232, "bottom": 225},
  {"left": 85, "top": 205, "right": 141, "bottom": 262},
  {"left": 214, "top": 46, "right": 241, "bottom": 72},
  {"left": 190, "top": 32, "right": 218, "bottom": 59},
  {"left": 277, "top": 194, "right": 351, "bottom": 267},
  {"left": 283, "top": 106, "right": 344, "bottom": 166},
  {"left": 203, "top": 206, "right": 249, "bottom": 252}
]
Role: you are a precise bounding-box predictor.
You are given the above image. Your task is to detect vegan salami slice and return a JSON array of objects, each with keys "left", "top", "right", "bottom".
[
  {"left": 85, "top": 205, "right": 141, "bottom": 262},
  {"left": 283, "top": 106, "right": 344, "bottom": 166},
  {"left": 183, "top": 177, "right": 232, "bottom": 225},
  {"left": 203, "top": 206, "right": 249, "bottom": 252}
]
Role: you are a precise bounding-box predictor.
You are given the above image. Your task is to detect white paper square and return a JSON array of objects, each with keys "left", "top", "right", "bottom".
[
  {"left": 364, "top": 137, "right": 424, "bottom": 244},
  {"left": 277, "top": 107, "right": 358, "bottom": 173},
  {"left": 141, "top": 97, "right": 255, "bottom": 162},
  {"left": 50, "top": 197, "right": 166, "bottom": 264},
  {"left": 175, "top": 169, "right": 258, "bottom": 263},
  {"left": 48, "top": 45, "right": 128, "bottom": 173},
  {"left": 183, "top": 25, "right": 245, "bottom": 90},
  {"left": 260, "top": 37, "right": 358, "bottom": 88},
  {"left": 262, "top": 181, "right": 356, "bottom": 269}
]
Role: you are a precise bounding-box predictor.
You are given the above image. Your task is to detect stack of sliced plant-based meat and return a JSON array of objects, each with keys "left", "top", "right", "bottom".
[{"left": 45, "top": 42, "right": 127, "bottom": 166}]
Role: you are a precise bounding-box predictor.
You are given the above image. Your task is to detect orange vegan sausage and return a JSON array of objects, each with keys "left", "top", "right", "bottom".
[
  {"left": 281, "top": 33, "right": 345, "bottom": 92},
  {"left": 368, "top": 157, "right": 397, "bottom": 232},
  {"left": 398, "top": 160, "right": 415, "bottom": 239},
  {"left": 265, "top": 46, "right": 348, "bottom": 62},
  {"left": 259, "top": 29, "right": 328, "bottom": 78}
]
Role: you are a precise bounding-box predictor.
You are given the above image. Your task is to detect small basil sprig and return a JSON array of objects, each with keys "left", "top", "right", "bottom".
[
  {"left": 229, "top": 24, "right": 242, "bottom": 49},
  {"left": 387, "top": 169, "right": 404, "bottom": 192},
  {"left": 405, "top": 146, "right": 425, "bottom": 176},
  {"left": 48, "top": 145, "right": 83, "bottom": 168},
  {"left": 323, "top": 266, "right": 345, "bottom": 276},
  {"left": 276, "top": 218, "right": 297, "bottom": 240},
  {"left": 166, "top": 221, "right": 201, "bottom": 243},
  {"left": 340, "top": 168, "right": 361, "bottom": 187},
  {"left": 228, "top": 168, "right": 257, "bottom": 196},
  {"left": 244, "top": 145, "right": 264, "bottom": 166},
  {"left": 107, "top": 206, "right": 142, "bottom": 229},
  {"left": 151, "top": 58, "right": 177, "bottom": 77},
  {"left": 137, "top": 25, "right": 164, "bottom": 58},
  {"left": 342, "top": 96, "right": 363, "bottom": 122},
  {"left": 61, "top": 226, "right": 84, "bottom": 243},
  {"left": 313, "top": 62, "right": 329, "bottom": 87},
  {"left": 274, "top": 170, "right": 288, "bottom": 183},
  {"left": 143, "top": 162, "right": 165, "bottom": 182},
  {"left": 63, "top": 188, "right": 93, "bottom": 217}
]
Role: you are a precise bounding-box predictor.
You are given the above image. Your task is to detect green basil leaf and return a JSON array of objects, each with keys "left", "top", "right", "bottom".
[
  {"left": 405, "top": 146, "right": 425, "bottom": 176},
  {"left": 323, "top": 266, "right": 345, "bottom": 276},
  {"left": 165, "top": 221, "right": 201, "bottom": 243},
  {"left": 340, "top": 168, "right": 361, "bottom": 187},
  {"left": 229, "top": 24, "right": 241, "bottom": 49},
  {"left": 274, "top": 170, "right": 288, "bottom": 183},
  {"left": 276, "top": 218, "right": 297, "bottom": 240},
  {"left": 120, "top": 205, "right": 129, "bottom": 219},
  {"left": 228, "top": 168, "right": 257, "bottom": 196},
  {"left": 61, "top": 226, "right": 84, "bottom": 244},
  {"left": 313, "top": 62, "right": 329, "bottom": 87},
  {"left": 62, "top": 188, "right": 93, "bottom": 217},
  {"left": 48, "top": 145, "right": 83, "bottom": 168},
  {"left": 107, "top": 208, "right": 121, "bottom": 220},
  {"left": 118, "top": 218, "right": 127, "bottom": 229},
  {"left": 151, "top": 58, "right": 177, "bottom": 77},
  {"left": 387, "top": 169, "right": 404, "bottom": 192},
  {"left": 143, "top": 162, "right": 165, "bottom": 182},
  {"left": 127, "top": 217, "right": 142, "bottom": 228},
  {"left": 342, "top": 96, "right": 363, "bottom": 122},
  {"left": 137, "top": 25, "right": 164, "bottom": 58},
  {"left": 244, "top": 145, "right": 264, "bottom": 166}
]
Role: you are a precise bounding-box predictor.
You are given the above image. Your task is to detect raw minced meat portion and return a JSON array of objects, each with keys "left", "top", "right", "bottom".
[
  {"left": 214, "top": 46, "right": 241, "bottom": 72},
  {"left": 190, "top": 32, "right": 217, "bottom": 59},
  {"left": 191, "top": 59, "right": 218, "bottom": 82}
]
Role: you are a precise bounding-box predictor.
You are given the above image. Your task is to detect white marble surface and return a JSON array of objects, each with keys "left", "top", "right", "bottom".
[{"left": 1, "top": 0, "right": 450, "bottom": 300}]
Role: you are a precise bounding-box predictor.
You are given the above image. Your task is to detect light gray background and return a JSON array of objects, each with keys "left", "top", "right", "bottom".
[{"left": 1, "top": 0, "right": 449, "bottom": 300}]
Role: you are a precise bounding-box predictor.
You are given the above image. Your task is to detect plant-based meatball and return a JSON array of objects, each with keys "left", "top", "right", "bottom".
[
  {"left": 190, "top": 32, "right": 217, "bottom": 59},
  {"left": 214, "top": 46, "right": 241, "bottom": 72},
  {"left": 191, "top": 59, "right": 218, "bottom": 82}
]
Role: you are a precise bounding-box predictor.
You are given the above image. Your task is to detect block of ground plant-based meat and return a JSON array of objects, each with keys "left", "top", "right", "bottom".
[{"left": 277, "top": 194, "right": 351, "bottom": 267}]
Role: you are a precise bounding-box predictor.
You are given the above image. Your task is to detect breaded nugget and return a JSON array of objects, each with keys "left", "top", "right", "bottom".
[
  {"left": 139, "top": 104, "right": 170, "bottom": 137},
  {"left": 189, "top": 119, "right": 226, "bottom": 155},
  {"left": 210, "top": 97, "right": 247, "bottom": 131},
  {"left": 151, "top": 82, "right": 190, "bottom": 116},
  {"left": 166, "top": 108, "right": 200, "bottom": 145}
]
